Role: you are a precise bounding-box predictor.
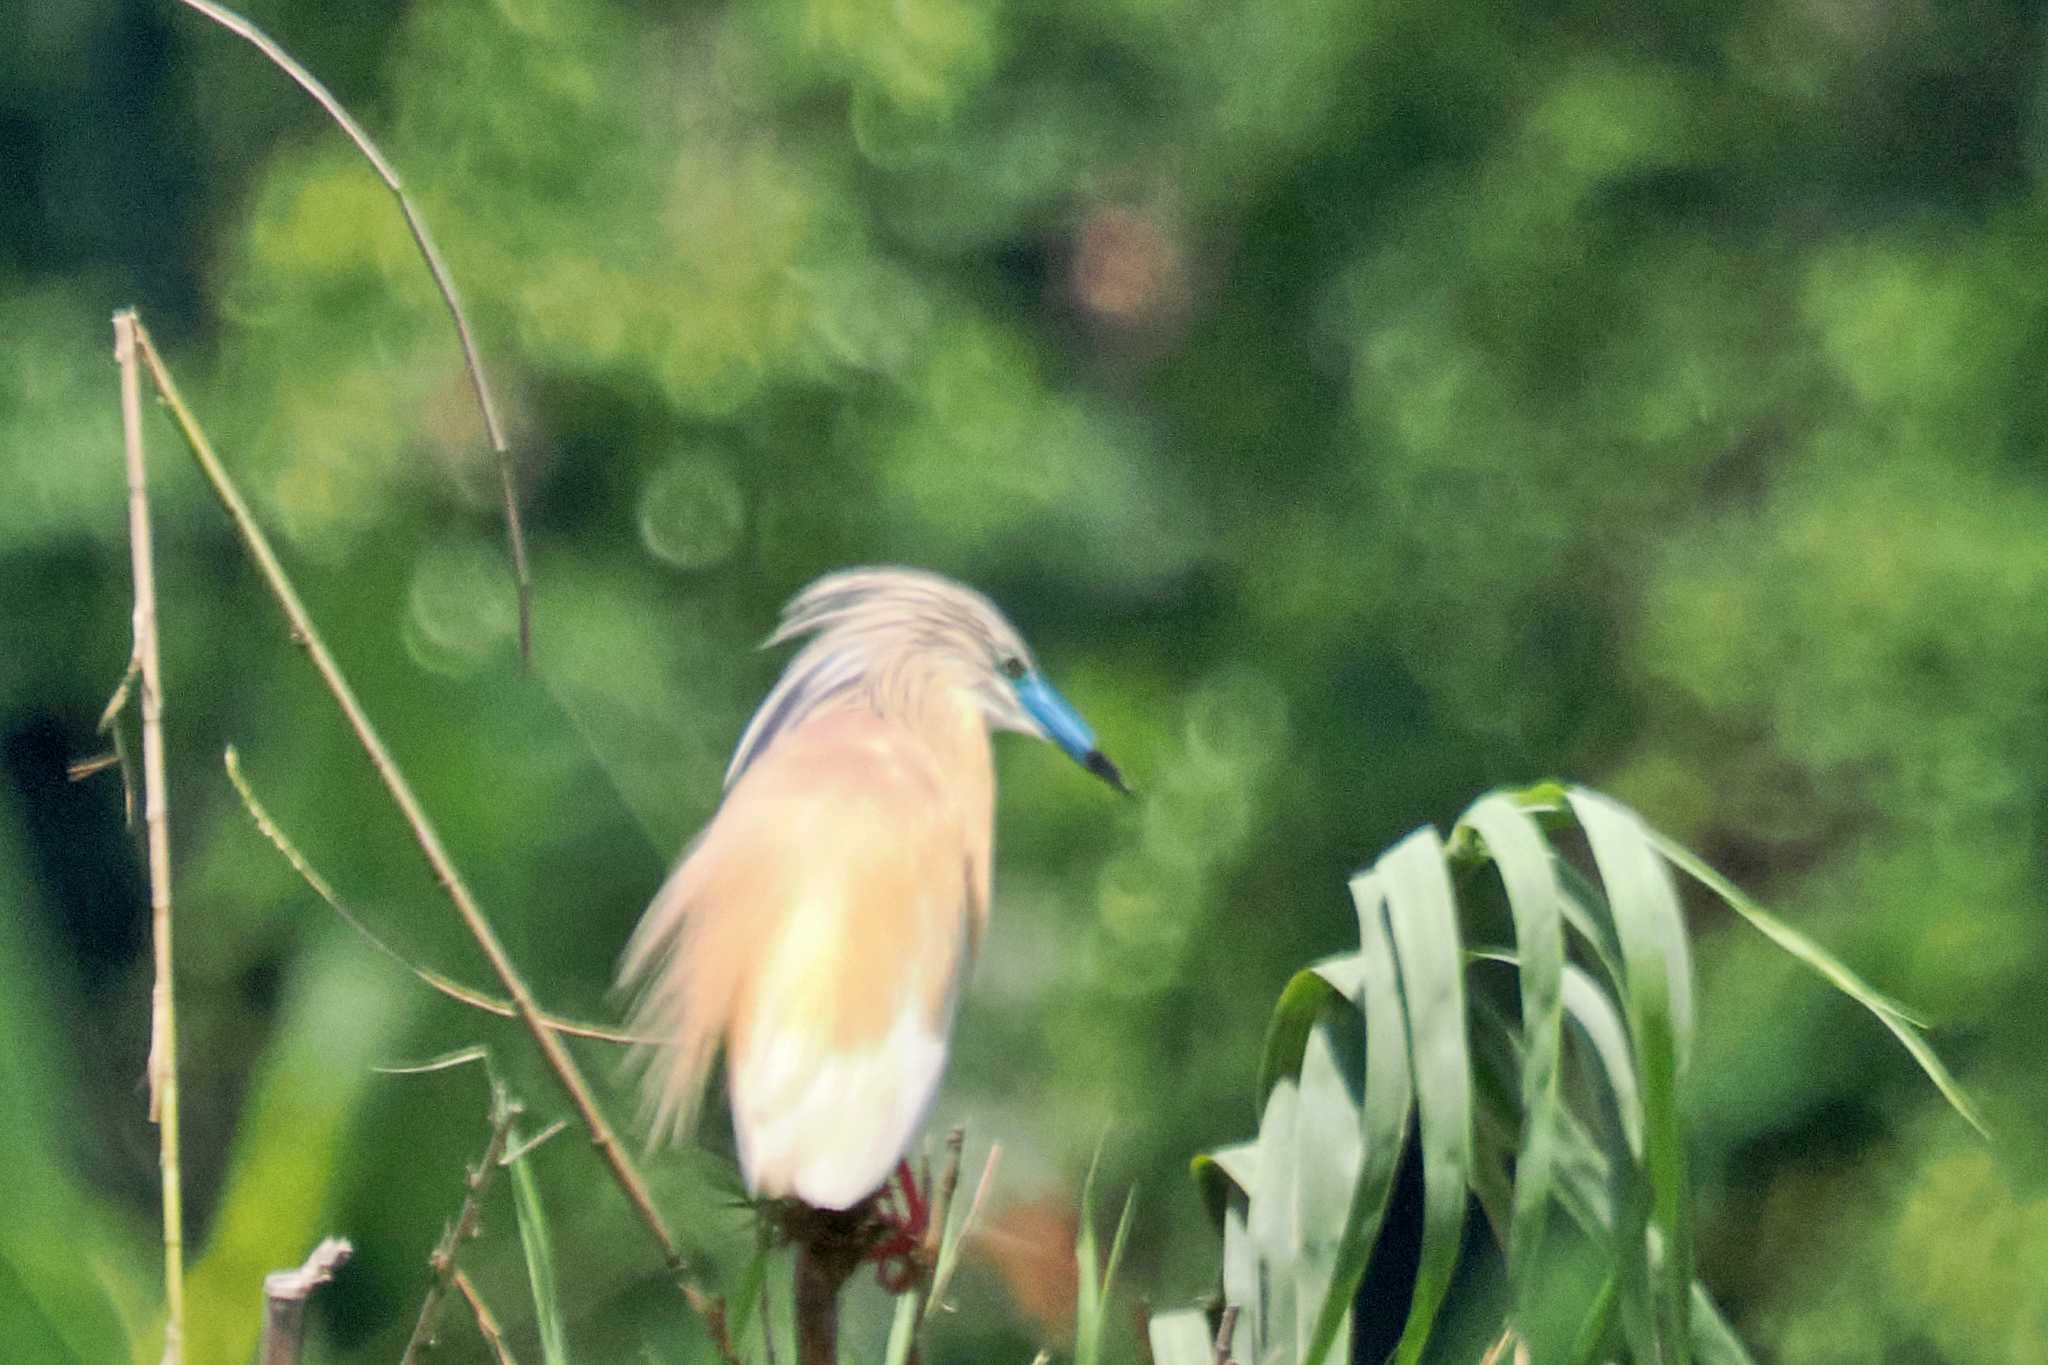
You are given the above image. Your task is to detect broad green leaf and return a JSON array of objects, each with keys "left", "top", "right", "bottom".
[
  {"left": 1378, "top": 827, "right": 1472, "bottom": 1365},
  {"left": 1299, "top": 873, "right": 1414, "bottom": 1365},
  {"left": 1457, "top": 794, "right": 1567, "bottom": 1318},
  {"left": 1146, "top": 1308, "right": 1214, "bottom": 1365},
  {"left": 507, "top": 1128, "right": 569, "bottom": 1365},
  {"left": 1570, "top": 788, "right": 1694, "bottom": 1362},
  {"left": 1293, "top": 1008, "right": 1363, "bottom": 1362},
  {"left": 1648, "top": 828, "right": 1988, "bottom": 1138}
]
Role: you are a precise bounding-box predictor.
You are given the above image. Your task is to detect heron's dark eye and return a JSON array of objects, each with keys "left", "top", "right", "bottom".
[{"left": 999, "top": 655, "right": 1028, "bottom": 681}]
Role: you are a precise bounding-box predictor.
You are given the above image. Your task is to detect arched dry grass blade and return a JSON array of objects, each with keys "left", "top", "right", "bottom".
[
  {"left": 167, "top": 0, "right": 532, "bottom": 659},
  {"left": 452, "top": 1271, "right": 520, "bottom": 1365},
  {"left": 224, "top": 746, "right": 654, "bottom": 1046}
]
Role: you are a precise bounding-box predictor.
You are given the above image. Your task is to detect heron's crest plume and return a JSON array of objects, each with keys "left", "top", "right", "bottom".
[{"left": 726, "top": 567, "right": 1034, "bottom": 785}]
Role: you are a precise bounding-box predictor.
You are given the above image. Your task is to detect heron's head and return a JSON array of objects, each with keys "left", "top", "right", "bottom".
[{"left": 735, "top": 567, "right": 1129, "bottom": 793}]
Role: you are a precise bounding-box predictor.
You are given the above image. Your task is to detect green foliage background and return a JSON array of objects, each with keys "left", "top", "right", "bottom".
[{"left": 3, "top": 0, "right": 2044, "bottom": 1359}]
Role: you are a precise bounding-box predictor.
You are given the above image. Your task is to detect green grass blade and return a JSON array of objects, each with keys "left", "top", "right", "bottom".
[
  {"left": 1075, "top": 1151, "right": 1134, "bottom": 1365},
  {"left": 1648, "top": 828, "right": 1989, "bottom": 1138},
  {"left": 1293, "top": 1010, "right": 1364, "bottom": 1362},
  {"left": 882, "top": 1285, "right": 919, "bottom": 1365},
  {"left": 506, "top": 1127, "right": 569, "bottom": 1365},
  {"left": 1561, "top": 966, "right": 1643, "bottom": 1157},
  {"left": 1567, "top": 789, "right": 1694, "bottom": 1364},
  {"left": 1146, "top": 1308, "right": 1214, "bottom": 1365},
  {"left": 1103, "top": 1189, "right": 1136, "bottom": 1337},
  {"left": 1566, "top": 1274, "right": 1620, "bottom": 1365},
  {"left": 1458, "top": 795, "right": 1568, "bottom": 1318},
  {"left": 1076, "top": 1149, "right": 1104, "bottom": 1365},
  {"left": 1378, "top": 827, "right": 1473, "bottom": 1365},
  {"left": 1688, "top": 1282, "right": 1757, "bottom": 1364}
]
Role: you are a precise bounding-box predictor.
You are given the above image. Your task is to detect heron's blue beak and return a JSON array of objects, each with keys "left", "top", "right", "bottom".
[{"left": 1014, "top": 673, "right": 1130, "bottom": 795}]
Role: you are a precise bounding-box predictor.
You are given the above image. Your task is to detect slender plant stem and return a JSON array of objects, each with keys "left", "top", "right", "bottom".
[
  {"left": 167, "top": 0, "right": 533, "bottom": 659},
  {"left": 453, "top": 1270, "right": 521, "bottom": 1365},
  {"left": 123, "top": 315, "right": 733, "bottom": 1359},
  {"left": 402, "top": 1087, "right": 519, "bottom": 1364},
  {"left": 258, "top": 1237, "right": 353, "bottom": 1365},
  {"left": 114, "top": 309, "right": 184, "bottom": 1363},
  {"left": 224, "top": 746, "right": 654, "bottom": 1045}
]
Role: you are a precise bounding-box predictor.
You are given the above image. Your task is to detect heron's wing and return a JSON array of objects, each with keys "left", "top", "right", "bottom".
[{"left": 622, "top": 708, "right": 985, "bottom": 1207}]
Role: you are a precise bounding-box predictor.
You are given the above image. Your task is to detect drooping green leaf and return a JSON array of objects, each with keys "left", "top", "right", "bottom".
[
  {"left": 1259, "top": 955, "right": 1360, "bottom": 1106},
  {"left": 1377, "top": 827, "right": 1473, "bottom": 1365},
  {"left": 1457, "top": 794, "right": 1567, "bottom": 1319},
  {"left": 1570, "top": 788, "right": 1694, "bottom": 1363},
  {"left": 1648, "top": 827, "right": 1988, "bottom": 1138}
]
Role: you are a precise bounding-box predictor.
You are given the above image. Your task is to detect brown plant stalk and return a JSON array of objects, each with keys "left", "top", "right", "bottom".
[
  {"left": 113, "top": 310, "right": 185, "bottom": 1362},
  {"left": 453, "top": 1270, "right": 520, "bottom": 1365}
]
